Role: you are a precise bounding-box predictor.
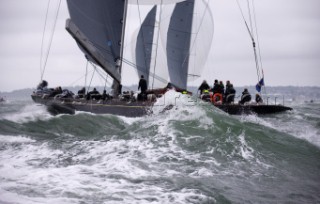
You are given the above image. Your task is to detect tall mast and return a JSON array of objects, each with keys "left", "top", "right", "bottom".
[{"left": 112, "top": 0, "right": 129, "bottom": 97}]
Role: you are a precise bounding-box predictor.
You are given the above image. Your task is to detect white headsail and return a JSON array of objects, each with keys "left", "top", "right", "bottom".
[
  {"left": 161, "top": 0, "right": 214, "bottom": 90},
  {"left": 134, "top": 5, "right": 170, "bottom": 89},
  {"left": 134, "top": 6, "right": 157, "bottom": 87}
]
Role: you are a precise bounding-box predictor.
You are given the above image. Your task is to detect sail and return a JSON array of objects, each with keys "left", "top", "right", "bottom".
[
  {"left": 128, "top": 0, "right": 186, "bottom": 5},
  {"left": 187, "top": 0, "right": 214, "bottom": 82},
  {"left": 160, "top": 0, "right": 214, "bottom": 90},
  {"left": 66, "top": 0, "right": 127, "bottom": 83},
  {"left": 134, "top": 6, "right": 170, "bottom": 89},
  {"left": 135, "top": 6, "right": 157, "bottom": 87},
  {"left": 165, "top": 0, "right": 195, "bottom": 90}
]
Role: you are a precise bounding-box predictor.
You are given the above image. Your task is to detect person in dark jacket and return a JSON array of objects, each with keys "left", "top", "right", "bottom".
[
  {"left": 225, "top": 80, "right": 231, "bottom": 93},
  {"left": 225, "top": 84, "right": 236, "bottom": 103},
  {"left": 239, "top": 88, "right": 251, "bottom": 104},
  {"left": 49, "top": 86, "right": 62, "bottom": 97},
  {"left": 198, "top": 80, "right": 210, "bottom": 94},
  {"left": 138, "top": 75, "right": 148, "bottom": 94},
  {"left": 255, "top": 93, "right": 263, "bottom": 104},
  {"left": 219, "top": 81, "right": 225, "bottom": 95},
  {"left": 87, "top": 88, "right": 101, "bottom": 100},
  {"left": 77, "top": 87, "right": 86, "bottom": 98},
  {"left": 37, "top": 80, "right": 48, "bottom": 90},
  {"left": 212, "top": 79, "right": 219, "bottom": 94}
]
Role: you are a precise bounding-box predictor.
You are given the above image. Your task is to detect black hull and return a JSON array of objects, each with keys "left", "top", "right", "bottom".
[
  {"left": 214, "top": 103, "right": 292, "bottom": 115},
  {"left": 31, "top": 95, "right": 153, "bottom": 117}
]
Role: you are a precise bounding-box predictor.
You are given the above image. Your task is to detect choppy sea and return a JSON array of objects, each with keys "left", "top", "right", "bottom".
[{"left": 0, "top": 87, "right": 319, "bottom": 204}]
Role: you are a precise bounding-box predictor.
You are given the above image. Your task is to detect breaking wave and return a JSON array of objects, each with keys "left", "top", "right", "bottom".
[{"left": 0, "top": 91, "right": 320, "bottom": 203}]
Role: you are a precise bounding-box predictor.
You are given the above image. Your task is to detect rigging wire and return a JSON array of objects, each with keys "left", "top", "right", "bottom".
[
  {"left": 73, "top": 7, "right": 170, "bottom": 91},
  {"left": 86, "top": 62, "right": 97, "bottom": 93},
  {"left": 40, "top": 0, "right": 62, "bottom": 81},
  {"left": 252, "top": 0, "right": 264, "bottom": 75},
  {"left": 136, "top": 0, "right": 151, "bottom": 87},
  {"left": 246, "top": 0, "right": 254, "bottom": 39},
  {"left": 40, "top": 0, "right": 51, "bottom": 78},
  {"left": 85, "top": 60, "right": 88, "bottom": 91},
  {"left": 235, "top": 0, "right": 262, "bottom": 82},
  {"left": 151, "top": 0, "right": 163, "bottom": 90},
  {"left": 89, "top": 39, "right": 169, "bottom": 86},
  {"left": 246, "top": 0, "right": 262, "bottom": 81},
  {"left": 251, "top": 0, "right": 266, "bottom": 94}
]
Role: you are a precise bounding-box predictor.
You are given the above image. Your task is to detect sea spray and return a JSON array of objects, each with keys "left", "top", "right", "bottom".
[{"left": 0, "top": 90, "right": 320, "bottom": 203}]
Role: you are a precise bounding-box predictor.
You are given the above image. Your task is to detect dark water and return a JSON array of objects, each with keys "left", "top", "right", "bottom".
[{"left": 0, "top": 89, "right": 319, "bottom": 204}]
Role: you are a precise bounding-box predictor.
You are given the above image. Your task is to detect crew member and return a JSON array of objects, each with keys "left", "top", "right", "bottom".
[
  {"left": 77, "top": 87, "right": 86, "bottom": 98},
  {"left": 198, "top": 80, "right": 210, "bottom": 94},
  {"left": 239, "top": 88, "right": 251, "bottom": 104},
  {"left": 138, "top": 75, "right": 148, "bottom": 94},
  {"left": 87, "top": 88, "right": 101, "bottom": 100},
  {"left": 255, "top": 93, "right": 263, "bottom": 104},
  {"left": 225, "top": 84, "right": 236, "bottom": 104},
  {"left": 49, "top": 86, "right": 62, "bottom": 97},
  {"left": 212, "top": 79, "right": 219, "bottom": 94},
  {"left": 219, "top": 81, "right": 225, "bottom": 95},
  {"left": 37, "top": 80, "right": 48, "bottom": 90}
]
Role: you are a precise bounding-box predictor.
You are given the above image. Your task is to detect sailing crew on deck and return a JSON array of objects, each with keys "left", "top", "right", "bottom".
[
  {"left": 138, "top": 75, "right": 148, "bottom": 94},
  {"left": 239, "top": 88, "right": 251, "bottom": 104},
  {"left": 198, "top": 80, "right": 210, "bottom": 94},
  {"left": 49, "top": 86, "right": 63, "bottom": 97},
  {"left": 101, "top": 90, "right": 111, "bottom": 101},
  {"left": 212, "top": 79, "right": 219, "bottom": 94},
  {"left": 225, "top": 80, "right": 231, "bottom": 91},
  {"left": 224, "top": 80, "right": 232, "bottom": 103},
  {"left": 255, "top": 93, "right": 263, "bottom": 104},
  {"left": 77, "top": 87, "right": 86, "bottom": 98},
  {"left": 87, "top": 88, "right": 101, "bottom": 100},
  {"left": 219, "top": 81, "right": 225, "bottom": 96},
  {"left": 37, "top": 80, "right": 48, "bottom": 90},
  {"left": 225, "top": 84, "right": 236, "bottom": 104}
]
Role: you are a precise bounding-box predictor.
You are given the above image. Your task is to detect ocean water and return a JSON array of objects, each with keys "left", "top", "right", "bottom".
[{"left": 0, "top": 88, "right": 319, "bottom": 204}]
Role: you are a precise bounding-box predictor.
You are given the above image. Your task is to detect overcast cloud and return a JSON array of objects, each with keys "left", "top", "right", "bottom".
[{"left": 0, "top": 0, "right": 319, "bottom": 92}]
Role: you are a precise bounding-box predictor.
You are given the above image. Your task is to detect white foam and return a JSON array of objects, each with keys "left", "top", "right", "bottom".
[
  {"left": 152, "top": 90, "right": 214, "bottom": 129},
  {"left": 1, "top": 104, "right": 52, "bottom": 123},
  {"left": 118, "top": 115, "right": 142, "bottom": 125},
  {"left": 0, "top": 135, "right": 217, "bottom": 203},
  {"left": 238, "top": 132, "right": 254, "bottom": 160},
  {"left": 0, "top": 135, "right": 35, "bottom": 144},
  {"left": 239, "top": 111, "right": 320, "bottom": 148}
]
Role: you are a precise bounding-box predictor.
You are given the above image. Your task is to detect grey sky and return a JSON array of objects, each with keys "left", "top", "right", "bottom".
[{"left": 0, "top": 0, "right": 319, "bottom": 92}]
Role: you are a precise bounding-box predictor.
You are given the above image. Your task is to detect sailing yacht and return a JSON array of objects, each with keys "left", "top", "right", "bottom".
[
  {"left": 31, "top": 0, "right": 292, "bottom": 116},
  {"left": 31, "top": 0, "right": 204, "bottom": 116}
]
